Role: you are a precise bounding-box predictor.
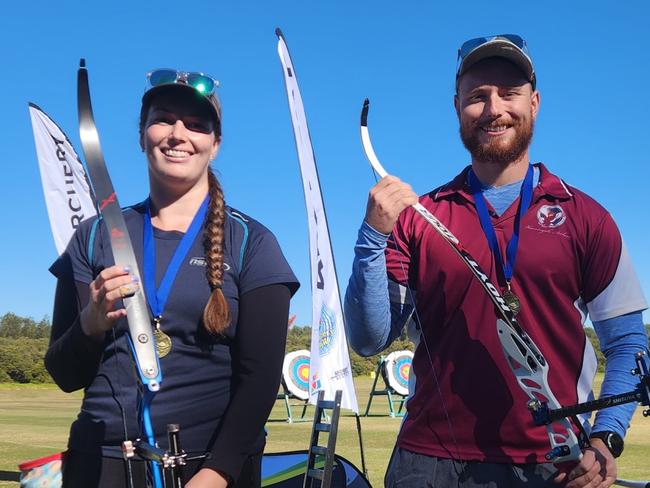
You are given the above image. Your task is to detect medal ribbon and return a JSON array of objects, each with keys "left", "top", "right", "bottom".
[
  {"left": 143, "top": 195, "right": 210, "bottom": 321},
  {"left": 468, "top": 164, "right": 534, "bottom": 284}
]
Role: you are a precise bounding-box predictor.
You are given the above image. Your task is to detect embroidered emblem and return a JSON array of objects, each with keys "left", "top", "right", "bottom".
[{"left": 537, "top": 205, "right": 566, "bottom": 228}]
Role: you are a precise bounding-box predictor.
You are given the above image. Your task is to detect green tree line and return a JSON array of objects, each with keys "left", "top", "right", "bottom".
[
  {"left": 287, "top": 325, "right": 650, "bottom": 376},
  {"left": 0, "top": 313, "right": 51, "bottom": 383},
  {"left": 1, "top": 312, "right": 649, "bottom": 383}
]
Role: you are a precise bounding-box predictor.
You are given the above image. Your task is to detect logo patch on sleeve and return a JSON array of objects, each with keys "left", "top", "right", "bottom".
[{"left": 537, "top": 205, "right": 566, "bottom": 228}]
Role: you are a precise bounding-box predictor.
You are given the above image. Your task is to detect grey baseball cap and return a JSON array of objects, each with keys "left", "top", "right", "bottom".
[{"left": 456, "top": 34, "right": 536, "bottom": 89}]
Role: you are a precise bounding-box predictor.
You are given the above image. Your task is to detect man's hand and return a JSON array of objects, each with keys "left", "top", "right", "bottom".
[
  {"left": 364, "top": 175, "right": 419, "bottom": 234},
  {"left": 555, "top": 438, "right": 617, "bottom": 487}
]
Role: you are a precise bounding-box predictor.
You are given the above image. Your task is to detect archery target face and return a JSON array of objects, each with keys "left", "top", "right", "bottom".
[
  {"left": 282, "top": 350, "right": 310, "bottom": 400},
  {"left": 383, "top": 350, "right": 413, "bottom": 396}
]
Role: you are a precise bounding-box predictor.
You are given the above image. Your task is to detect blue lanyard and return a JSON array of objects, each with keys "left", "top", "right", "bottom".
[
  {"left": 468, "top": 165, "right": 534, "bottom": 283},
  {"left": 143, "top": 196, "right": 209, "bottom": 320}
]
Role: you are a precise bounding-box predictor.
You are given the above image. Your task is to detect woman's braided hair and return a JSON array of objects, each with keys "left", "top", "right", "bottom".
[
  {"left": 202, "top": 167, "right": 230, "bottom": 334},
  {"left": 140, "top": 88, "right": 230, "bottom": 335}
]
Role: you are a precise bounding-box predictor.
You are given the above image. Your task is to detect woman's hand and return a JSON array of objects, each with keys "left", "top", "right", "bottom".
[
  {"left": 554, "top": 438, "right": 617, "bottom": 487},
  {"left": 364, "top": 175, "right": 419, "bottom": 235},
  {"left": 80, "top": 265, "right": 140, "bottom": 339},
  {"left": 185, "top": 468, "right": 229, "bottom": 488}
]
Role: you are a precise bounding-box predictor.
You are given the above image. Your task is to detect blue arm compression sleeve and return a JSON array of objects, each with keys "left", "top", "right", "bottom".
[
  {"left": 591, "top": 311, "right": 649, "bottom": 437},
  {"left": 344, "top": 222, "right": 413, "bottom": 356}
]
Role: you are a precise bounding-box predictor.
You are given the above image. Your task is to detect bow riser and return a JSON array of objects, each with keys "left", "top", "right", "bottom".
[{"left": 496, "top": 320, "right": 582, "bottom": 462}]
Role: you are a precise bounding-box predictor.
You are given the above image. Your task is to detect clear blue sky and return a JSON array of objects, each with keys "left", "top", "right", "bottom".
[{"left": 1, "top": 1, "right": 648, "bottom": 326}]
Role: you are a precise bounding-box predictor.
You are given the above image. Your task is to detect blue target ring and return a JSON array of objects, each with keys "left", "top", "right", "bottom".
[
  {"left": 384, "top": 351, "right": 413, "bottom": 396},
  {"left": 283, "top": 350, "right": 310, "bottom": 400},
  {"left": 393, "top": 357, "right": 410, "bottom": 390}
]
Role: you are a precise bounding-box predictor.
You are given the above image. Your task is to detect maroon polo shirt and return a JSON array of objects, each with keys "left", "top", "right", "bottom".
[{"left": 387, "top": 163, "right": 646, "bottom": 462}]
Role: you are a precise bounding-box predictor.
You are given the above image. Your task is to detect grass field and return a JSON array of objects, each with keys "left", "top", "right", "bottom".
[{"left": 1, "top": 376, "right": 649, "bottom": 487}]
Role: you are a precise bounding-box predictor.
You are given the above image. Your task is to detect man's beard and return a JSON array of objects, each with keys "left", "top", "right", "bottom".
[{"left": 460, "top": 117, "right": 534, "bottom": 164}]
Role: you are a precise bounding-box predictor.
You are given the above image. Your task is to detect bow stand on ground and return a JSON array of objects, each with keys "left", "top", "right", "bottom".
[{"left": 360, "top": 98, "right": 650, "bottom": 488}]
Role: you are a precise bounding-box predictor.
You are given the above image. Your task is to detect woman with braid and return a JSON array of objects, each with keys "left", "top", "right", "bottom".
[{"left": 45, "top": 69, "right": 299, "bottom": 487}]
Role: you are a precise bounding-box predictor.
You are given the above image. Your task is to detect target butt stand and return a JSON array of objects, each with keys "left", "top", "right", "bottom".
[
  {"left": 276, "top": 383, "right": 311, "bottom": 423},
  {"left": 274, "top": 350, "right": 313, "bottom": 423},
  {"left": 364, "top": 351, "right": 413, "bottom": 418}
]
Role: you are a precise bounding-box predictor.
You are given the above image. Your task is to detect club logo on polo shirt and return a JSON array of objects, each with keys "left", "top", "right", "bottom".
[
  {"left": 188, "top": 257, "right": 231, "bottom": 271},
  {"left": 537, "top": 205, "right": 566, "bottom": 228}
]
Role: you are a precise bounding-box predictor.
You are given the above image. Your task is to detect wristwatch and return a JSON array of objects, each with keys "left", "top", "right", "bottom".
[{"left": 589, "top": 431, "right": 624, "bottom": 458}]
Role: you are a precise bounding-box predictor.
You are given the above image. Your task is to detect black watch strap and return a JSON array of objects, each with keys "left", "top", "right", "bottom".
[{"left": 590, "top": 431, "right": 624, "bottom": 458}]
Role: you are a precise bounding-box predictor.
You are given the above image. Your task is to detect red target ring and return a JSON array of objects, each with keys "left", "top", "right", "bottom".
[
  {"left": 282, "top": 350, "right": 310, "bottom": 400},
  {"left": 383, "top": 350, "right": 413, "bottom": 396}
]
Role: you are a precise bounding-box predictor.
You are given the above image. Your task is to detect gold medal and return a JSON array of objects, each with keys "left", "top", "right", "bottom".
[
  {"left": 503, "top": 287, "right": 521, "bottom": 315},
  {"left": 153, "top": 317, "right": 172, "bottom": 358}
]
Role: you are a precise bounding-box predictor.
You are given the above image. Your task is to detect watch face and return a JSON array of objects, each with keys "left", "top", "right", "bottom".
[
  {"left": 591, "top": 431, "right": 624, "bottom": 458},
  {"left": 607, "top": 432, "right": 624, "bottom": 458}
]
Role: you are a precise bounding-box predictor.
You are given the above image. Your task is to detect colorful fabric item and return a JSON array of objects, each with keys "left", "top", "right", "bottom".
[{"left": 19, "top": 452, "right": 64, "bottom": 488}]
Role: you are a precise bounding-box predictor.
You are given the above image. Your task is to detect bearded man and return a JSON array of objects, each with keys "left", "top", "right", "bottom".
[{"left": 345, "top": 35, "right": 648, "bottom": 488}]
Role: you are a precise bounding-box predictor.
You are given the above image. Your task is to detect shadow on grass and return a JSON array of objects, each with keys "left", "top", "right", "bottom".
[{"left": 0, "top": 470, "right": 20, "bottom": 481}]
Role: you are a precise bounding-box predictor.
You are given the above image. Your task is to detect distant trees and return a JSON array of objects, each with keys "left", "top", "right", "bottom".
[
  {"left": 1, "top": 312, "right": 649, "bottom": 384},
  {"left": 0, "top": 312, "right": 50, "bottom": 339},
  {"left": 286, "top": 324, "right": 650, "bottom": 376},
  {"left": 584, "top": 327, "right": 605, "bottom": 372},
  {"left": 0, "top": 313, "right": 51, "bottom": 383},
  {"left": 285, "top": 324, "right": 311, "bottom": 353}
]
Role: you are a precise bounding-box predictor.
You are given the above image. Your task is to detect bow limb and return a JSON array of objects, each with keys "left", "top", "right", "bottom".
[
  {"left": 360, "top": 99, "right": 388, "bottom": 179},
  {"left": 78, "top": 60, "right": 163, "bottom": 488},
  {"left": 77, "top": 60, "right": 161, "bottom": 393},
  {"left": 360, "top": 99, "right": 472, "bottom": 477}
]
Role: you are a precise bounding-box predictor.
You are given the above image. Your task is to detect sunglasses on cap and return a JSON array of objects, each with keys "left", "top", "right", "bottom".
[
  {"left": 146, "top": 69, "right": 220, "bottom": 96},
  {"left": 457, "top": 34, "right": 529, "bottom": 61}
]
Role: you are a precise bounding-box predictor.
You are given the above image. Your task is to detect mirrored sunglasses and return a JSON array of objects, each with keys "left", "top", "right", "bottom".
[
  {"left": 457, "top": 34, "right": 529, "bottom": 61},
  {"left": 146, "top": 69, "right": 219, "bottom": 96}
]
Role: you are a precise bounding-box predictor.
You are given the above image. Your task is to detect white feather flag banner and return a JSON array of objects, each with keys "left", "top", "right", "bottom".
[
  {"left": 29, "top": 103, "right": 96, "bottom": 255},
  {"left": 276, "top": 30, "right": 359, "bottom": 413}
]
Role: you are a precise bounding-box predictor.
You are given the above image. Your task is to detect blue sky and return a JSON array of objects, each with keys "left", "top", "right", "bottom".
[{"left": 1, "top": 1, "right": 648, "bottom": 326}]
